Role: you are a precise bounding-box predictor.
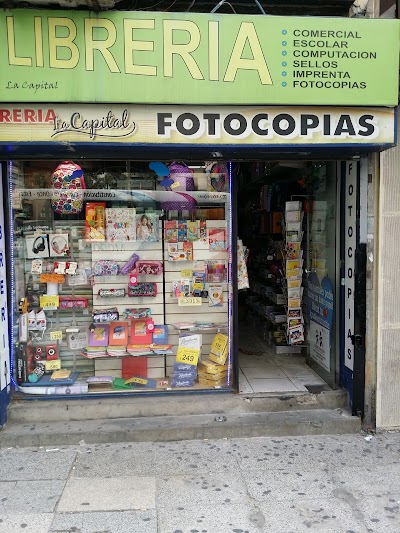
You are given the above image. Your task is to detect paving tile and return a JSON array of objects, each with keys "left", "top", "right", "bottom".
[
  {"left": 332, "top": 464, "right": 400, "bottom": 497},
  {"left": 0, "top": 448, "right": 77, "bottom": 481},
  {"left": 72, "top": 443, "right": 156, "bottom": 477},
  {"left": 0, "top": 480, "right": 65, "bottom": 513},
  {"left": 239, "top": 356, "right": 277, "bottom": 368},
  {"left": 241, "top": 366, "right": 287, "bottom": 379},
  {"left": 247, "top": 377, "right": 298, "bottom": 393},
  {"left": 289, "top": 377, "right": 328, "bottom": 391},
  {"left": 238, "top": 371, "right": 254, "bottom": 394},
  {"left": 0, "top": 513, "right": 54, "bottom": 533},
  {"left": 280, "top": 365, "right": 323, "bottom": 379},
  {"left": 270, "top": 354, "right": 307, "bottom": 367},
  {"left": 355, "top": 493, "right": 400, "bottom": 532},
  {"left": 158, "top": 503, "right": 266, "bottom": 533},
  {"left": 51, "top": 510, "right": 157, "bottom": 533},
  {"left": 49, "top": 512, "right": 83, "bottom": 532},
  {"left": 229, "top": 434, "right": 400, "bottom": 471},
  {"left": 156, "top": 471, "right": 248, "bottom": 509},
  {"left": 153, "top": 439, "right": 238, "bottom": 476},
  {"left": 242, "top": 466, "right": 335, "bottom": 502},
  {"left": 257, "top": 497, "right": 368, "bottom": 532},
  {"left": 57, "top": 477, "right": 156, "bottom": 512}
]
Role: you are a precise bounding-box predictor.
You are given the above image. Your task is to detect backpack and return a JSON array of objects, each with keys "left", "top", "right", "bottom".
[
  {"left": 160, "top": 161, "right": 197, "bottom": 212},
  {"left": 51, "top": 161, "right": 86, "bottom": 215}
]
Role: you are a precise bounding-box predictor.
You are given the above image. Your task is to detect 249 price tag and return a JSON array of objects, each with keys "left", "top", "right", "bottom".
[{"left": 176, "top": 347, "right": 200, "bottom": 366}]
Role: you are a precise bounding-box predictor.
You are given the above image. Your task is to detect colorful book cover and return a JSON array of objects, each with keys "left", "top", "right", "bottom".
[
  {"left": 108, "top": 322, "right": 129, "bottom": 346},
  {"left": 85, "top": 203, "right": 106, "bottom": 241},
  {"left": 208, "top": 228, "right": 227, "bottom": 252},
  {"left": 130, "top": 319, "right": 153, "bottom": 345},
  {"left": 210, "top": 333, "right": 228, "bottom": 358},
  {"left": 165, "top": 220, "right": 177, "bottom": 243},
  {"left": 152, "top": 325, "right": 168, "bottom": 345},
  {"left": 192, "top": 271, "right": 206, "bottom": 290},
  {"left": 199, "top": 219, "right": 207, "bottom": 241},
  {"left": 208, "top": 284, "right": 223, "bottom": 307},
  {"left": 136, "top": 213, "right": 158, "bottom": 242},
  {"left": 177, "top": 220, "right": 187, "bottom": 242},
  {"left": 187, "top": 220, "right": 199, "bottom": 242},
  {"left": 183, "top": 242, "right": 193, "bottom": 261},
  {"left": 106, "top": 208, "right": 136, "bottom": 242},
  {"left": 88, "top": 324, "right": 109, "bottom": 347}
]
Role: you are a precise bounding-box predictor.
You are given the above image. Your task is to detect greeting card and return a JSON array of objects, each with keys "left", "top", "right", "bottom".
[{"left": 106, "top": 208, "right": 136, "bottom": 242}]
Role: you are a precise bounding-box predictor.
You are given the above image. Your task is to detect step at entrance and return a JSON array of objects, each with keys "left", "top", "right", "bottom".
[
  {"left": 8, "top": 389, "right": 350, "bottom": 423},
  {"left": 0, "top": 408, "right": 360, "bottom": 448}
]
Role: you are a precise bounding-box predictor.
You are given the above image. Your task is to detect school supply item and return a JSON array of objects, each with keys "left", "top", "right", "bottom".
[{"left": 50, "top": 161, "right": 86, "bottom": 215}]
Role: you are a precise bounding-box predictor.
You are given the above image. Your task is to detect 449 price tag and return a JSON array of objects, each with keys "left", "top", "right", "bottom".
[{"left": 176, "top": 347, "right": 200, "bottom": 366}]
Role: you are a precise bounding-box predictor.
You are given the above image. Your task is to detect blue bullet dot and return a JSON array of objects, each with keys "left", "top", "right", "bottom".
[
  {"left": 282, "top": 30, "right": 287, "bottom": 35},
  {"left": 282, "top": 41, "right": 287, "bottom": 46},
  {"left": 282, "top": 51, "right": 287, "bottom": 56},
  {"left": 282, "top": 82, "right": 287, "bottom": 87},
  {"left": 282, "top": 61, "right": 287, "bottom": 67},
  {"left": 282, "top": 71, "right": 287, "bottom": 77}
]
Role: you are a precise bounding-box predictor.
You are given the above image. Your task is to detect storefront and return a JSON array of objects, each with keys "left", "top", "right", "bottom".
[{"left": 0, "top": 9, "right": 398, "bottom": 419}]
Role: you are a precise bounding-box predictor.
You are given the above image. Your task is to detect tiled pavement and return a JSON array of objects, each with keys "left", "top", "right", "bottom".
[
  {"left": 1, "top": 432, "right": 399, "bottom": 532},
  {"left": 239, "top": 327, "right": 327, "bottom": 394}
]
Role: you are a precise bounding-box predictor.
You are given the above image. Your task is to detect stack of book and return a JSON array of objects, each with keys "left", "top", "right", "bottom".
[
  {"left": 81, "top": 346, "right": 107, "bottom": 358},
  {"left": 171, "top": 334, "right": 201, "bottom": 387},
  {"left": 282, "top": 201, "right": 304, "bottom": 346},
  {"left": 198, "top": 333, "right": 229, "bottom": 387}
]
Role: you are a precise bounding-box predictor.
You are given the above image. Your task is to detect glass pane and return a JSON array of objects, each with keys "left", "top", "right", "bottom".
[{"left": 9, "top": 160, "right": 233, "bottom": 395}]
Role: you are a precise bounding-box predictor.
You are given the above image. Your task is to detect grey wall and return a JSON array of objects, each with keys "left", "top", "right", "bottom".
[{"left": 377, "top": 113, "right": 400, "bottom": 428}]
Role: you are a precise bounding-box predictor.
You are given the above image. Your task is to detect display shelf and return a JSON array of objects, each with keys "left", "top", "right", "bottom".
[{"left": 18, "top": 189, "right": 229, "bottom": 204}]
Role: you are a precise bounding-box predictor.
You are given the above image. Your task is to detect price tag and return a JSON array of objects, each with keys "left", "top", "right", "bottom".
[
  {"left": 126, "top": 377, "right": 148, "bottom": 385},
  {"left": 40, "top": 273, "right": 65, "bottom": 284},
  {"left": 50, "top": 330, "right": 63, "bottom": 341},
  {"left": 180, "top": 269, "right": 192, "bottom": 278},
  {"left": 170, "top": 181, "right": 180, "bottom": 189},
  {"left": 39, "top": 295, "right": 59, "bottom": 310},
  {"left": 176, "top": 347, "right": 200, "bottom": 366},
  {"left": 178, "top": 296, "right": 202, "bottom": 307}
]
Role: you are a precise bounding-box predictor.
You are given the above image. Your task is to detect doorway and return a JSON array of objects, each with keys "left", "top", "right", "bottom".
[{"left": 237, "top": 160, "right": 340, "bottom": 395}]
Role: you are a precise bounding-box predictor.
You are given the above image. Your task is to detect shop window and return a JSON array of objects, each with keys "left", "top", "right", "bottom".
[{"left": 9, "top": 160, "right": 233, "bottom": 395}]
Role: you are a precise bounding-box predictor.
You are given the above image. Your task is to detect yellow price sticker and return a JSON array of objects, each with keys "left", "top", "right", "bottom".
[
  {"left": 180, "top": 269, "right": 192, "bottom": 277},
  {"left": 170, "top": 181, "right": 180, "bottom": 189},
  {"left": 50, "top": 331, "right": 63, "bottom": 341},
  {"left": 39, "top": 295, "right": 59, "bottom": 310},
  {"left": 126, "top": 377, "right": 147, "bottom": 385},
  {"left": 176, "top": 347, "right": 200, "bottom": 366},
  {"left": 178, "top": 296, "right": 202, "bottom": 307}
]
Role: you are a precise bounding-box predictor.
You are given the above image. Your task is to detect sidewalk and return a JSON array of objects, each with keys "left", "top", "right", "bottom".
[{"left": 0, "top": 432, "right": 399, "bottom": 533}]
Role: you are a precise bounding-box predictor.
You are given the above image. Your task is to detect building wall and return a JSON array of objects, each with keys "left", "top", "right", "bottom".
[{"left": 377, "top": 111, "right": 400, "bottom": 428}]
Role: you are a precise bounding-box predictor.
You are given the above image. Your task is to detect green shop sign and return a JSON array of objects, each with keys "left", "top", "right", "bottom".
[{"left": 0, "top": 9, "right": 399, "bottom": 105}]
